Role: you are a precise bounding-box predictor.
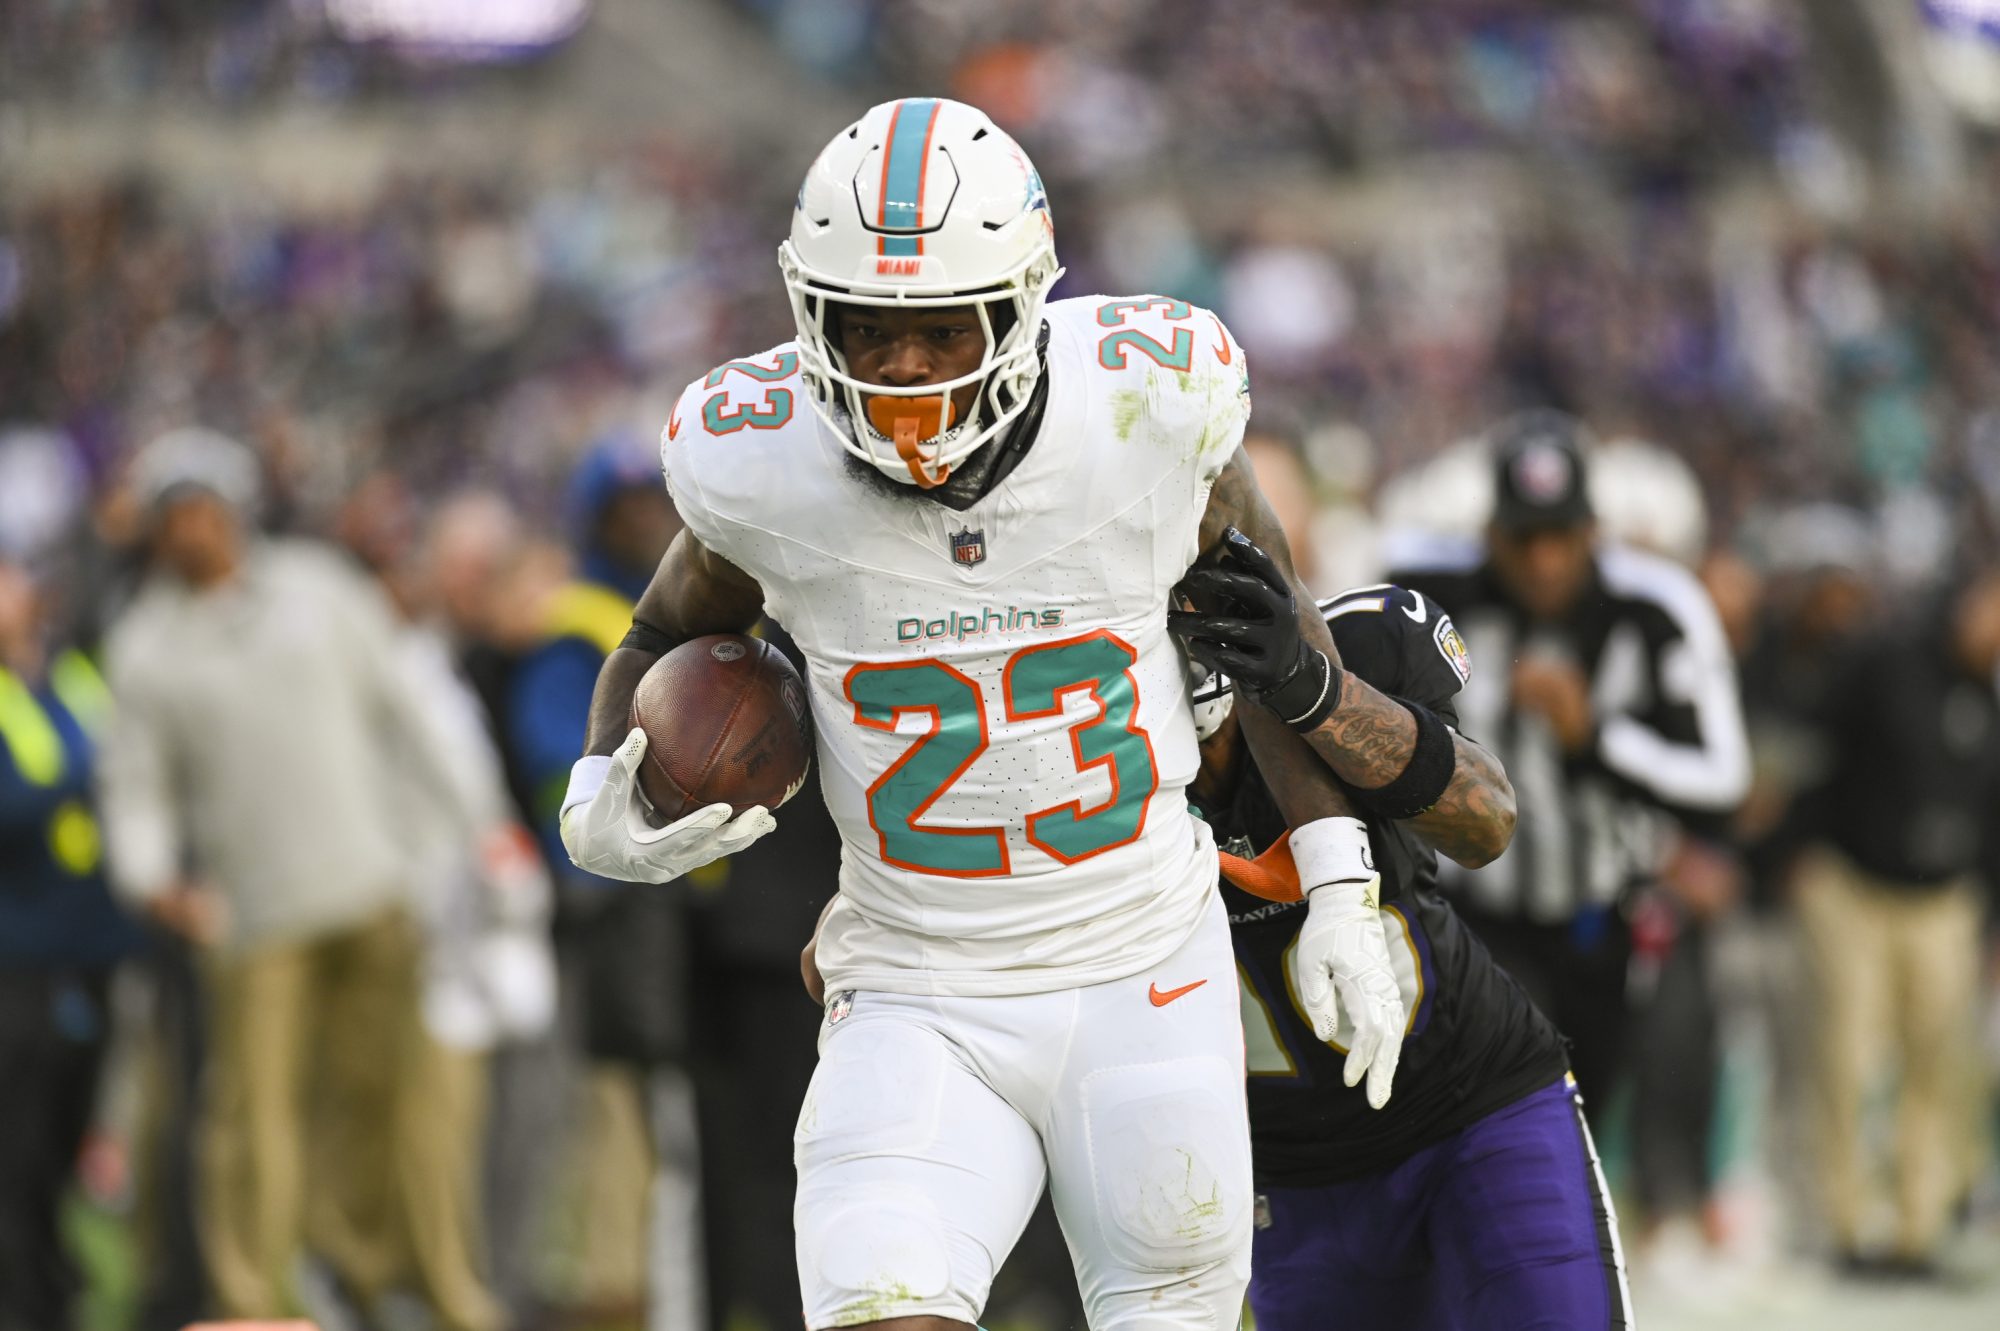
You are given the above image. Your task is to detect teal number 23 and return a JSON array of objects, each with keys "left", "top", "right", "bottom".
[{"left": 843, "top": 631, "right": 1160, "bottom": 876}]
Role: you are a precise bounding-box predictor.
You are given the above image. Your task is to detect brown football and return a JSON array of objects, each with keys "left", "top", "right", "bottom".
[{"left": 629, "top": 634, "right": 814, "bottom": 825}]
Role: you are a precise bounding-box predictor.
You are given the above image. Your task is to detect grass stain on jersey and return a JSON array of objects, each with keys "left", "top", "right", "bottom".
[
  {"left": 1194, "top": 366, "right": 1251, "bottom": 465},
  {"left": 1109, "top": 387, "right": 1148, "bottom": 442}
]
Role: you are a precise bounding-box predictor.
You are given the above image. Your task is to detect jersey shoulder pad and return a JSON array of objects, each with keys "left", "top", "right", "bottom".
[
  {"left": 660, "top": 342, "right": 810, "bottom": 546},
  {"left": 1049, "top": 294, "right": 1249, "bottom": 481},
  {"left": 1322, "top": 584, "right": 1470, "bottom": 712}
]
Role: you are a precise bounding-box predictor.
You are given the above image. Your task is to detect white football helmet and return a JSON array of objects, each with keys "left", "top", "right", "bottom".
[
  {"left": 779, "top": 97, "right": 1062, "bottom": 488},
  {"left": 1189, "top": 660, "right": 1236, "bottom": 742}
]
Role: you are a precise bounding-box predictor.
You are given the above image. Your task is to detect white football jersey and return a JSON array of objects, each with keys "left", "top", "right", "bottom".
[{"left": 661, "top": 296, "right": 1250, "bottom": 996}]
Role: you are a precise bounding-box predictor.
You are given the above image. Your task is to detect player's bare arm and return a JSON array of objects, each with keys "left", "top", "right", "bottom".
[
  {"left": 1181, "top": 455, "right": 1422, "bottom": 790},
  {"left": 1300, "top": 677, "right": 1427, "bottom": 791},
  {"left": 580, "top": 528, "right": 764, "bottom": 758},
  {"left": 1194, "top": 447, "right": 1346, "bottom": 677},
  {"left": 1178, "top": 465, "right": 1409, "bottom": 1105},
  {"left": 1190, "top": 652, "right": 1513, "bottom": 870},
  {"left": 1192, "top": 453, "right": 1368, "bottom": 831},
  {"left": 1407, "top": 733, "right": 1515, "bottom": 868},
  {"left": 560, "top": 527, "right": 773, "bottom": 884},
  {"left": 1233, "top": 691, "right": 1361, "bottom": 825}
]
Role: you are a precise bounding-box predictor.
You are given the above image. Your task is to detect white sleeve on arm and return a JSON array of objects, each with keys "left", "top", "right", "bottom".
[
  {"left": 97, "top": 629, "right": 183, "bottom": 902},
  {"left": 1595, "top": 550, "right": 1751, "bottom": 813}
]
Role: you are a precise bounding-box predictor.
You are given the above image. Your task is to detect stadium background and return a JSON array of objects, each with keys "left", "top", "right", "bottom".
[{"left": 3, "top": 1, "right": 2000, "bottom": 1329}]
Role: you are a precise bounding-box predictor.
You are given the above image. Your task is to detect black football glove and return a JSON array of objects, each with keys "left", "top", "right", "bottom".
[{"left": 1169, "top": 527, "right": 1342, "bottom": 732}]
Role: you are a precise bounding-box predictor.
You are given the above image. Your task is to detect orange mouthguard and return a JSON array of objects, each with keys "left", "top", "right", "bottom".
[{"left": 867, "top": 395, "right": 956, "bottom": 488}]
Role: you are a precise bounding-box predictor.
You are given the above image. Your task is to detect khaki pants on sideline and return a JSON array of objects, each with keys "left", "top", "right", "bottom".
[
  {"left": 1795, "top": 851, "right": 1983, "bottom": 1257},
  {"left": 542, "top": 1065, "right": 654, "bottom": 1311},
  {"left": 393, "top": 1036, "right": 503, "bottom": 1331},
  {"left": 200, "top": 909, "right": 500, "bottom": 1331}
]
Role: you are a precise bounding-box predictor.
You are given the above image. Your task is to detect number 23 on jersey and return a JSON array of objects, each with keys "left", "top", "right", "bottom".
[{"left": 843, "top": 630, "right": 1159, "bottom": 876}]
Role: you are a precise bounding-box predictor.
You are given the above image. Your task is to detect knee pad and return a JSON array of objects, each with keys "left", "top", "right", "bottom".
[{"left": 1078, "top": 1057, "right": 1253, "bottom": 1271}]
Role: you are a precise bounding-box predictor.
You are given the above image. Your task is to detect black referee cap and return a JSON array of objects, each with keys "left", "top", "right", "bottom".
[{"left": 1490, "top": 410, "right": 1592, "bottom": 532}]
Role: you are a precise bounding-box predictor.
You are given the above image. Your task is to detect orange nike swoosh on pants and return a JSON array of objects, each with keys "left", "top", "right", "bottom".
[{"left": 1149, "top": 979, "right": 1207, "bottom": 1007}]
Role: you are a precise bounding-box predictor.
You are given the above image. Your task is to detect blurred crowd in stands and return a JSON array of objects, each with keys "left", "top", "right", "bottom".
[
  {"left": 753, "top": 0, "right": 1810, "bottom": 163},
  {"left": 3, "top": 1, "right": 2000, "bottom": 1328}
]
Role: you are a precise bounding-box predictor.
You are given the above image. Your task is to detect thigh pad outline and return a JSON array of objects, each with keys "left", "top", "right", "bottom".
[
  {"left": 1076, "top": 1056, "right": 1253, "bottom": 1272},
  {"left": 795, "top": 1018, "right": 948, "bottom": 1167}
]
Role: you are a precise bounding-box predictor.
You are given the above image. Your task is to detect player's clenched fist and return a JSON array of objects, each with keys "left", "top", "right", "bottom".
[
  {"left": 1287, "top": 816, "right": 1407, "bottom": 1110},
  {"left": 560, "top": 728, "right": 775, "bottom": 883}
]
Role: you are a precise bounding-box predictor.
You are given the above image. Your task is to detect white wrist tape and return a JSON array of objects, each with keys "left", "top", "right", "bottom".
[
  {"left": 560, "top": 755, "right": 615, "bottom": 822},
  {"left": 1290, "top": 816, "right": 1376, "bottom": 898}
]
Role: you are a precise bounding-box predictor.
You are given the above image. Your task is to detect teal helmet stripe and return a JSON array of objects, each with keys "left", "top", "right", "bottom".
[{"left": 876, "top": 97, "right": 941, "bottom": 257}]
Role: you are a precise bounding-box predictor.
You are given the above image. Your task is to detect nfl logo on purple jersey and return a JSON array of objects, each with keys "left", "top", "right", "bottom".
[{"left": 951, "top": 528, "right": 986, "bottom": 566}]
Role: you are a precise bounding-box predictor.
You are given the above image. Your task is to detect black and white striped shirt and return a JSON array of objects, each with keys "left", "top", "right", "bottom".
[{"left": 1390, "top": 541, "right": 1750, "bottom": 923}]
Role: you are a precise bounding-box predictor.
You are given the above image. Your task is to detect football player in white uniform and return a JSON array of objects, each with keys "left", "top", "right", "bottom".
[{"left": 557, "top": 98, "right": 1442, "bottom": 1328}]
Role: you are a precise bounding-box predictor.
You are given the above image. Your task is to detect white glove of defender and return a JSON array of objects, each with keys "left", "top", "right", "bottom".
[
  {"left": 559, "top": 728, "right": 775, "bottom": 883},
  {"left": 1288, "top": 816, "right": 1407, "bottom": 1110}
]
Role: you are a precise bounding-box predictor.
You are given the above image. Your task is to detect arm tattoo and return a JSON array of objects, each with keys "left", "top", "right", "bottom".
[
  {"left": 1199, "top": 449, "right": 1493, "bottom": 853},
  {"left": 1408, "top": 734, "right": 1517, "bottom": 869},
  {"left": 1236, "top": 696, "right": 1361, "bottom": 827},
  {"left": 1297, "top": 673, "right": 1419, "bottom": 790},
  {"left": 581, "top": 530, "right": 764, "bottom": 756}
]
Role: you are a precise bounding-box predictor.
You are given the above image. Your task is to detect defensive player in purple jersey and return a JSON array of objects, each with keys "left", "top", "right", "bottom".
[{"left": 1174, "top": 540, "right": 1634, "bottom": 1330}]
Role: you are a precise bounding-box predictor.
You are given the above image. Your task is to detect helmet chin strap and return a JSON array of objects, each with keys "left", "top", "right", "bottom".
[{"left": 867, "top": 394, "right": 957, "bottom": 488}]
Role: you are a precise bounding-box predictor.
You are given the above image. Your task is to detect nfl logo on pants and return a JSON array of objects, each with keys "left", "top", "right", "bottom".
[{"left": 951, "top": 528, "right": 986, "bottom": 566}]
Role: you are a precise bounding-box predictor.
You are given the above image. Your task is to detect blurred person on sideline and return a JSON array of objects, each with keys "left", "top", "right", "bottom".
[
  {"left": 1776, "top": 566, "right": 2000, "bottom": 1277},
  {"left": 94, "top": 428, "right": 492, "bottom": 1329},
  {"left": 420, "top": 492, "right": 574, "bottom": 1324},
  {"left": 426, "top": 493, "right": 546, "bottom": 825},
  {"left": 505, "top": 434, "right": 694, "bottom": 1323},
  {"left": 510, "top": 436, "right": 681, "bottom": 879},
  {"left": 1610, "top": 549, "right": 1759, "bottom": 1270},
  {"left": 338, "top": 475, "right": 562, "bottom": 1331},
  {"left": 0, "top": 547, "right": 143, "bottom": 1331},
  {"left": 1392, "top": 412, "right": 1751, "bottom": 1119},
  {"left": 1735, "top": 509, "right": 1880, "bottom": 863},
  {"left": 1730, "top": 510, "right": 1878, "bottom": 1253}
]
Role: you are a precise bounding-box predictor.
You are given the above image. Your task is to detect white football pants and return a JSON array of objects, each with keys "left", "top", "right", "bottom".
[{"left": 794, "top": 893, "right": 1251, "bottom": 1328}]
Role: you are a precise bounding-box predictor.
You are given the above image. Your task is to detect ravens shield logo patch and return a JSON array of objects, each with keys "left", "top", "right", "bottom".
[{"left": 1433, "top": 616, "right": 1472, "bottom": 684}]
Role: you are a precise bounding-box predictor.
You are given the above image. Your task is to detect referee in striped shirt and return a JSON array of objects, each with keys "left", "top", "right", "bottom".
[{"left": 1390, "top": 412, "right": 1750, "bottom": 1107}]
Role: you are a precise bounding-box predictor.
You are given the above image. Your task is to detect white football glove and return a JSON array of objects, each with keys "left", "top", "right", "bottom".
[
  {"left": 1288, "top": 816, "right": 1407, "bottom": 1110},
  {"left": 559, "top": 728, "right": 775, "bottom": 883}
]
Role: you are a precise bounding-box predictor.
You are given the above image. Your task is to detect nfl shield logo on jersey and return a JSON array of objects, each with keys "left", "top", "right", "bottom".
[
  {"left": 825, "top": 990, "right": 856, "bottom": 1027},
  {"left": 950, "top": 528, "right": 987, "bottom": 566}
]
